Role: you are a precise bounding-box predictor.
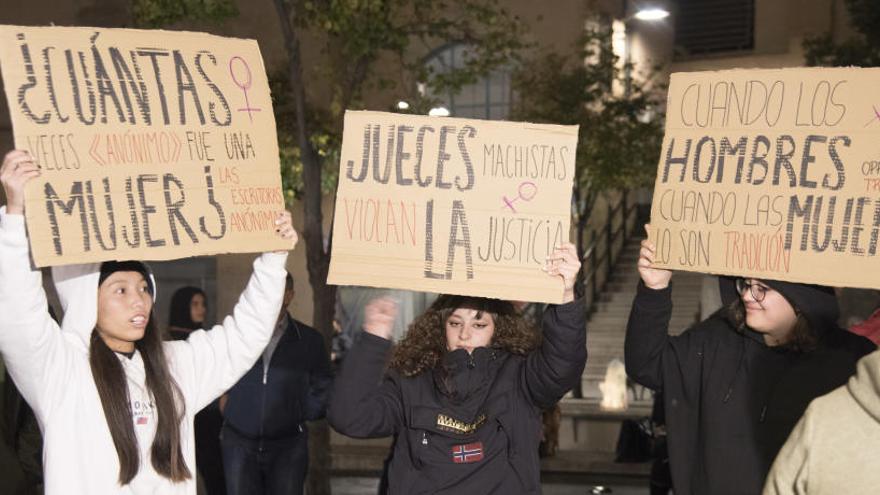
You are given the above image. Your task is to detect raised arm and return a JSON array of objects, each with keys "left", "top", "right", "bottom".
[
  {"left": 523, "top": 243, "right": 587, "bottom": 408},
  {"left": 328, "top": 298, "right": 404, "bottom": 438},
  {"left": 624, "top": 232, "right": 675, "bottom": 390},
  {"left": 167, "top": 212, "right": 297, "bottom": 411},
  {"left": 0, "top": 151, "right": 68, "bottom": 418}
]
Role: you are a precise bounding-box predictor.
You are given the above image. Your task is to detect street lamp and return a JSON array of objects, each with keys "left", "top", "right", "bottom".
[{"left": 634, "top": 7, "right": 670, "bottom": 21}]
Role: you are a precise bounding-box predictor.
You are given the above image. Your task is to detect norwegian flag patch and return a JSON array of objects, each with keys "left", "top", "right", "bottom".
[
  {"left": 136, "top": 416, "right": 148, "bottom": 425},
  {"left": 451, "top": 442, "right": 484, "bottom": 464}
]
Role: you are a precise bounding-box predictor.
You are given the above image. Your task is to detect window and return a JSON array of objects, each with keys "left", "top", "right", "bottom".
[
  {"left": 424, "top": 44, "right": 512, "bottom": 120},
  {"left": 674, "top": 0, "right": 755, "bottom": 56}
]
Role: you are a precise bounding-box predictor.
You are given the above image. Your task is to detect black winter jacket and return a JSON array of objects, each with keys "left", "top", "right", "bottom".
[
  {"left": 223, "top": 316, "right": 333, "bottom": 442},
  {"left": 328, "top": 300, "right": 586, "bottom": 494},
  {"left": 625, "top": 279, "right": 875, "bottom": 495}
]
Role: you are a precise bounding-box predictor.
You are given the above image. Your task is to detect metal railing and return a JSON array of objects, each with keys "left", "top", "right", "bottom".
[{"left": 578, "top": 191, "right": 640, "bottom": 314}]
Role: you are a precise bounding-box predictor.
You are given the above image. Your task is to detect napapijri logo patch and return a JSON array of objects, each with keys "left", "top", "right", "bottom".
[
  {"left": 436, "top": 413, "right": 487, "bottom": 435},
  {"left": 451, "top": 442, "right": 484, "bottom": 464}
]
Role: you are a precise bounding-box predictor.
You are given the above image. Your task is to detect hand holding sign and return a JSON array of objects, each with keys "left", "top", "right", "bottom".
[
  {"left": 1, "top": 150, "right": 41, "bottom": 215},
  {"left": 542, "top": 242, "right": 580, "bottom": 303},
  {"left": 363, "top": 297, "right": 399, "bottom": 341},
  {"left": 638, "top": 225, "right": 672, "bottom": 290},
  {"left": 271, "top": 210, "right": 298, "bottom": 253}
]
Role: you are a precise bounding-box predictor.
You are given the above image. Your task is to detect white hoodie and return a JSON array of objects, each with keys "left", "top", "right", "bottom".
[{"left": 0, "top": 207, "right": 287, "bottom": 494}]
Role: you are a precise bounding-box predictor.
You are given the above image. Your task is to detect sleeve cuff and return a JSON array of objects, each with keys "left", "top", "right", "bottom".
[
  {"left": 635, "top": 280, "right": 673, "bottom": 310},
  {"left": 358, "top": 331, "right": 394, "bottom": 352},
  {"left": 257, "top": 251, "right": 288, "bottom": 270},
  {"left": 0, "top": 206, "right": 26, "bottom": 234}
]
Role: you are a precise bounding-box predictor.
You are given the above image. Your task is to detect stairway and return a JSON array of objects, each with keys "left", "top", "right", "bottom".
[
  {"left": 543, "top": 235, "right": 705, "bottom": 484},
  {"left": 579, "top": 236, "right": 704, "bottom": 403}
]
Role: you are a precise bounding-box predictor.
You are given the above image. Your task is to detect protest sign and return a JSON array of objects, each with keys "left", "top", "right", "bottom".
[
  {"left": 649, "top": 67, "right": 880, "bottom": 288},
  {"left": 328, "top": 110, "right": 578, "bottom": 304},
  {"left": 0, "top": 25, "right": 288, "bottom": 266}
]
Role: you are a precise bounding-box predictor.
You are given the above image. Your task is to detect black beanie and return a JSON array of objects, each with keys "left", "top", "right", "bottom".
[{"left": 98, "top": 260, "right": 154, "bottom": 297}]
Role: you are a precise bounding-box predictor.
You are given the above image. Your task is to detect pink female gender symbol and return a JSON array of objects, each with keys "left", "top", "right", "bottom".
[
  {"left": 229, "top": 56, "right": 262, "bottom": 122},
  {"left": 502, "top": 181, "right": 538, "bottom": 213}
]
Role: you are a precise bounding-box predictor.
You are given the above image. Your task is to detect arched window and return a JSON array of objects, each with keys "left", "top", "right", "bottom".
[{"left": 424, "top": 43, "right": 512, "bottom": 120}]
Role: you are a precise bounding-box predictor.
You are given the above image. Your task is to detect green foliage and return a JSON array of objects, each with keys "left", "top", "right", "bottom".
[
  {"left": 510, "top": 19, "right": 664, "bottom": 224},
  {"left": 132, "top": 0, "right": 239, "bottom": 27},
  {"left": 803, "top": 0, "right": 880, "bottom": 67},
  {"left": 134, "top": 0, "right": 528, "bottom": 204}
]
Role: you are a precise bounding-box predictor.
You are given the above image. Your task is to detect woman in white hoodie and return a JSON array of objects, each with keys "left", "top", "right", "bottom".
[{"left": 0, "top": 149, "right": 297, "bottom": 494}]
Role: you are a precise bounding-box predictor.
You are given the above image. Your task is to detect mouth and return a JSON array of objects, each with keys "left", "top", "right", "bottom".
[{"left": 130, "top": 314, "right": 148, "bottom": 328}]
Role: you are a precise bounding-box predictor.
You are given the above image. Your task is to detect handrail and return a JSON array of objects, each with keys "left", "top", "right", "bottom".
[{"left": 578, "top": 190, "right": 639, "bottom": 315}]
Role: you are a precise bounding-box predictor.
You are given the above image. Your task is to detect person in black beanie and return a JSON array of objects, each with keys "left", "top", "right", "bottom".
[{"left": 625, "top": 229, "right": 876, "bottom": 495}]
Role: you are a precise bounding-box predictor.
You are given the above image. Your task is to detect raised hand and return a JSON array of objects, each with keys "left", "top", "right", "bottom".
[
  {"left": 638, "top": 224, "right": 672, "bottom": 290},
  {"left": 0, "top": 150, "right": 41, "bottom": 215},
  {"left": 544, "top": 242, "right": 581, "bottom": 303},
  {"left": 272, "top": 210, "right": 298, "bottom": 253},
  {"left": 362, "top": 297, "right": 398, "bottom": 341}
]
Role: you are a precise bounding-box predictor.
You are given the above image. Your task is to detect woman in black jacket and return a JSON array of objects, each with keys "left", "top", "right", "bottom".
[
  {"left": 626, "top": 231, "right": 875, "bottom": 495},
  {"left": 329, "top": 243, "right": 586, "bottom": 494}
]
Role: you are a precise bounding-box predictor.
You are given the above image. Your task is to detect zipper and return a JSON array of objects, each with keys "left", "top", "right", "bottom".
[{"left": 258, "top": 356, "right": 269, "bottom": 452}]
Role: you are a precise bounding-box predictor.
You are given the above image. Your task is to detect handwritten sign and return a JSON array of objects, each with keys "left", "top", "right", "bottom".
[
  {"left": 0, "top": 25, "right": 288, "bottom": 266},
  {"left": 649, "top": 68, "right": 880, "bottom": 289},
  {"left": 328, "top": 111, "right": 578, "bottom": 304}
]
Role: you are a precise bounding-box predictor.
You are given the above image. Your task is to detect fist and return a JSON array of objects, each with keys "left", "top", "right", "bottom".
[
  {"left": 362, "top": 297, "right": 398, "bottom": 341},
  {"left": 638, "top": 224, "right": 672, "bottom": 290},
  {"left": 543, "top": 242, "right": 581, "bottom": 303}
]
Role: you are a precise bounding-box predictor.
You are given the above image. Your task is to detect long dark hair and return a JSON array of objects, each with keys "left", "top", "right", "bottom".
[
  {"left": 389, "top": 295, "right": 540, "bottom": 377},
  {"left": 727, "top": 298, "right": 818, "bottom": 353},
  {"left": 89, "top": 315, "right": 191, "bottom": 484},
  {"left": 168, "top": 286, "right": 205, "bottom": 330}
]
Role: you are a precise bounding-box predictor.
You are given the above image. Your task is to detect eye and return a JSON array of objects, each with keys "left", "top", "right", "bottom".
[
  {"left": 448, "top": 321, "right": 461, "bottom": 327},
  {"left": 115, "top": 287, "right": 125, "bottom": 295},
  {"left": 473, "top": 323, "right": 488, "bottom": 329}
]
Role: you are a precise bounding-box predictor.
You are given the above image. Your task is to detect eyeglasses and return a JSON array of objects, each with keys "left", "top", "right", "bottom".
[{"left": 735, "top": 279, "right": 770, "bottom": 302}]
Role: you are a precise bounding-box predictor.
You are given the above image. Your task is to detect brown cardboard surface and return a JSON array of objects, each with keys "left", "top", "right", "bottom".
[
  {"left": 649, "top": 67, "right": 880, "bottom": 288},
  {"left": 0, "top": 25, "right": 289, "bottom": 266},
  {"left": 328, "top": 110, "right": 579, "bottom": 304}
]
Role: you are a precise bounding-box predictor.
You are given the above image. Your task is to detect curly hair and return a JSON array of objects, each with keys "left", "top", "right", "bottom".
[{"left": 389, "top": 295, "right": 541, "bottom": 377}]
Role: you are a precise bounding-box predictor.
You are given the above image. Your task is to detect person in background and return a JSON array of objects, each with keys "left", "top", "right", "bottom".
[
  {"left": 220, "top": 272, "right": 333, "bottom": 495},
  {"left": 166, "top": 287, "right": 226, "bottom": 495},
  {"left": 625, "top": 227, "right": 875, "bottom": 495},
  {"left": 167, "top": 287, "right": 207, "bottom": 341}
]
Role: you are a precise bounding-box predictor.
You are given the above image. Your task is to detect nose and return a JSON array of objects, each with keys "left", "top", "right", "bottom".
[{"left": 459, "top": 326, "right": 471, "bottom": 341}]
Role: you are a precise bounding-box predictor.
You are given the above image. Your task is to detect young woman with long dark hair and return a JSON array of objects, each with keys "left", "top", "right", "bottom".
[
  {"left": 0, "top": 150, "right": 297, "bottom": 493},
  {"left": 329, "top": 243, "right": 587, "bottom": 494}
]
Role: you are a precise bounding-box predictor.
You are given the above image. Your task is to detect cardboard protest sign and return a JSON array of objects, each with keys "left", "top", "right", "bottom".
[
  {"left": 0, "top": 25, "right": 288, "bottom": 267},
  {"left": 648, "top": 67, "right": 880, "bottom": 289},
  {"left": 328, "top": 111, "right": 578, "bottom": 304}
]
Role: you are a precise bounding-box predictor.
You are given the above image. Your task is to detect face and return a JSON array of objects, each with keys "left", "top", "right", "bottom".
[
  {"left": 96, "top": 271, "right": 153, "bottom": 353},
  {"left": 739, "top": 279, "right": 798, "bottom": 344},
  {"left": 445, "top": 308, "right": 495, "bottom": 354},
  {"left": 189, "top": 293, "right": 206, "bottom": 325}
]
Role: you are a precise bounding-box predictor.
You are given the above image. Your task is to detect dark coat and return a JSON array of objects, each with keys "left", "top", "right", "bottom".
[
  {"left": 223, "top": 316, "right": 333, "bottom": 442},
  {"left": 328, "top": 300, "right": 586, "bottom": 495},
  {"left": 625, "top": 279, "right": 875, "bottom": 495}
]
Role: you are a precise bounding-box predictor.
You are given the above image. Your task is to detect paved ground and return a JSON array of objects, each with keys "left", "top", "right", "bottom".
[{"left": 331, "top": 477, "right": 650, "bottom": 495}]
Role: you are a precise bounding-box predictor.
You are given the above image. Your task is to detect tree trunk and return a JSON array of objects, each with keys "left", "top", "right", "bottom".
[{"left": 272, "top": 1, "right": 335, "bottom": 493}]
